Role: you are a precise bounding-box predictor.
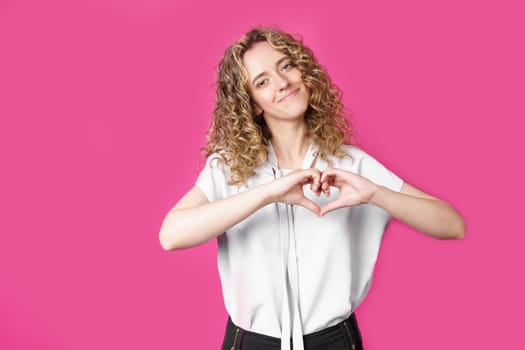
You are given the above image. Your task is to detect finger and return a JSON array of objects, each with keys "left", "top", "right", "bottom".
[
  {"left": 320, "top": 167, "right": 332, "bottom": 183},
  {"left": 321, "top": 177, "right": 331, "bottom": 196},
  {"left": 310, "top": 182, "right": 321, "bottom": 196},
  {"left": 310, "top": 168, "right": 322, "bottom": 195},
  {"left": 303, "top": 168, "right": 318, "bottom": 181},
  {"left": 321, "top": 167, "right": 348, "bottom": 184},
  {"left": 324, "top": 185, "right": 330, "bottom": 197},
  {"left": 294, "top": 171, "right": 314, "bottom": 187},
  {"left": 322, "top": 165, "right": 344, "bottom": 177}
]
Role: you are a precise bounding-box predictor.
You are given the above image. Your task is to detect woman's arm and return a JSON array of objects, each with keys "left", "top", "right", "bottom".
[
  {"left": 319, "top": 167, "right": 465, "bottom": 239},
  {"left": 370, "top": 182, "right": 465, "bottom": 239},
  {"left": 159, "top": 168, "right": 323, "bottom": 251}
]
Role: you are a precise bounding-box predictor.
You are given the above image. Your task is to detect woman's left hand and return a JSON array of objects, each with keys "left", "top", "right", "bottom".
[
  {"left": 319, "top": 167, "right": 378, "bottom": 216},
  {"left": 318, "top": 168, "right": 466, "bottom": 239}
]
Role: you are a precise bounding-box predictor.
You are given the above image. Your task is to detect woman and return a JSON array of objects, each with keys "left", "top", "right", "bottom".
[{"left": 159, "top": 27, "right": 465, "bottom": 350}]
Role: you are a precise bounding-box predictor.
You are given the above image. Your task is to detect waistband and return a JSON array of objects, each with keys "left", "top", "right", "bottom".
[{"left": 224, "top": 313, "right": 363, "bottom": 350}]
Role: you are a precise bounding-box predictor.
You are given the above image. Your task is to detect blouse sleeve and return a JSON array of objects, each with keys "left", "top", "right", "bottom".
[
  {"left": 195, "top": 154, "right": 227, "bottom": 202},
  {"left": 357, "top": 149, "right": 404, "bottom": 193}
]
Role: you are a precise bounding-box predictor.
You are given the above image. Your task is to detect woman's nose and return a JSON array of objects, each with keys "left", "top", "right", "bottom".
[{"left": 275, "top": 73, "right": 290, "bottom": 90}]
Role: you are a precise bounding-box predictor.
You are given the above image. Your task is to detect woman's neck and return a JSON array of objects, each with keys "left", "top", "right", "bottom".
[{"left": 269, "top": 122, "right": 309, "bottom": 169}]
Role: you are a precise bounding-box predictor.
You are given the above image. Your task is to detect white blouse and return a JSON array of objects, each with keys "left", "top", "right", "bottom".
[{"left": 195, "top": 142, "right": 404, "bottom": 350}]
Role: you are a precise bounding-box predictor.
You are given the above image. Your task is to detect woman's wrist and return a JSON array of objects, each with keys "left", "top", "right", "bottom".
[
  {"left": 256, "top": 181, "right": 277, "bottom": 206},
  {"left": 367, "top": 183, "right": 383, "bottom": 205}
]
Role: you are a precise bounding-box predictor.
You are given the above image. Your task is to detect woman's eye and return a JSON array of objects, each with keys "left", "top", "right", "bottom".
[
  {"left": 281, "top": 63, "right": 293, "bottom": 71},
  {"left": 257, "top": 79, "right": 268, "bottom": 87}
]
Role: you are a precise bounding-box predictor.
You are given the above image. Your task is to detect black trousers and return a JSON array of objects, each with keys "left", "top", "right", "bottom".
[{"left": 221, "top": 313, "right": 364, "bottom": 350}]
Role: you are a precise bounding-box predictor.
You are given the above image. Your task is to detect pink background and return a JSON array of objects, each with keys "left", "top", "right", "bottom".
[{"left": 1, "top": 0, "right": 523, "bottom": 348}]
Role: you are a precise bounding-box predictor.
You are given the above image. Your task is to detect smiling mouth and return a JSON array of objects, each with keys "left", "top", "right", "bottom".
[{"left": 278, "top": 88, "right": 300, "bottom": 103}]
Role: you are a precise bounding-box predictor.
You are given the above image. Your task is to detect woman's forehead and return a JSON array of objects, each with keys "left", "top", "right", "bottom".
[{"left": 242, "top": 41, "right": 288, "bottom": 79}]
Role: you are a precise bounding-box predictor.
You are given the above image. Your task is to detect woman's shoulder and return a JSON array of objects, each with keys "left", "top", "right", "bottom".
[
  {"left": 326, "top": 143, "right": 393, "bottom": 173},
  {"left": 340, "top": 143, "right": 365, "bottom": 157},
  {"left": 327, "top": 143, "right": 368, "bottom": 165},
  {"left": 337, "top": 143, "right": 396, "bottom": 165},
  {"left": 202, "top": 150, "right": 231, "bottom": 170},
  {"left": 197, "top": 151, "right": 235, "bottom": 185},
  {"left": 338, "top": 143, "right": 404, "bottom": 191}
]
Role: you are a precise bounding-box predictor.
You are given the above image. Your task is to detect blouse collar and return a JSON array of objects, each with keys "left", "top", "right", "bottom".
[{"left": 266, "top": 140, "right": 320, "bottom": 171}]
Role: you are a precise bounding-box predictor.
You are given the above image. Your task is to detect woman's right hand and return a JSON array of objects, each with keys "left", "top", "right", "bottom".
[
  {"left": 160, "top": 168, "right": 324, "bottom": 251},
  {"left": 267, "top": 168, "right": 324, "bottom": 215}
]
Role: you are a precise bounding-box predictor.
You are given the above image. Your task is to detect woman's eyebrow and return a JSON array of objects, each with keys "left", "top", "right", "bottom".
[{"left": 251, "top": 56, "right": 290, "bottom": 86}]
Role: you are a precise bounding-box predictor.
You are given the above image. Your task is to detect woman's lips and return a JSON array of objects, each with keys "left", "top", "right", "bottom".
[{"left": 278, "top": 88, "right": 300, "bottom": 103}]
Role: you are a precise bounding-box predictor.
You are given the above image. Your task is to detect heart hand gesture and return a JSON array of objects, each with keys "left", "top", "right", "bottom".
[
  {"left": 269, "top": 168, "right": 323, "bottom": 215},
  {"left": 318, "top": 167, "right": 377, "bottom": 216},
  {"left": 269, "top": 167, "right": 377, "bottom": 217}
]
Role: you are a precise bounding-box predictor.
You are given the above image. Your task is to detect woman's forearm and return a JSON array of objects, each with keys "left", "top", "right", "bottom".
[
  {"left": 159, "top": 168, "right": 323, "bottom": 251},
  {"left": 369, "top": 185, "right": 466, "bottom": 239},
  {"left": 159, "top": 184, "right": 274, "bottom": 251}
]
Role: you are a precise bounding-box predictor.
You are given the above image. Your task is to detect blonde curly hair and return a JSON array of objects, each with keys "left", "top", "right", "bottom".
[{"left": 204, "top": 26, "right": 355, "bottom": 185}]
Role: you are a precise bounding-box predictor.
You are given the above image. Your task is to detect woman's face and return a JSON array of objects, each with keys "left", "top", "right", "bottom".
[{"left": 242, "top": 41, "right": 309, "bottom": 125}]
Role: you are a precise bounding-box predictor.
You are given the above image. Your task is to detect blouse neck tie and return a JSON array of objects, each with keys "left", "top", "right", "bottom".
[{"left": 267, "top": 141, "right": 320, "bottom": 350}]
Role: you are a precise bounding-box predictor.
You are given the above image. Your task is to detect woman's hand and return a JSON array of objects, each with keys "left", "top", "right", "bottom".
[
  {"left": 268, "top": 168, "right": 323, "bottom": 215},
  {"left": 315, "top": 167, "right": 465, "bottom": 238},
  {"left": 319, "top": 167, "right": 378, "bottom": 216},
  {"left": 267, "top": 167, "right": 377, "bottom": 216}
]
